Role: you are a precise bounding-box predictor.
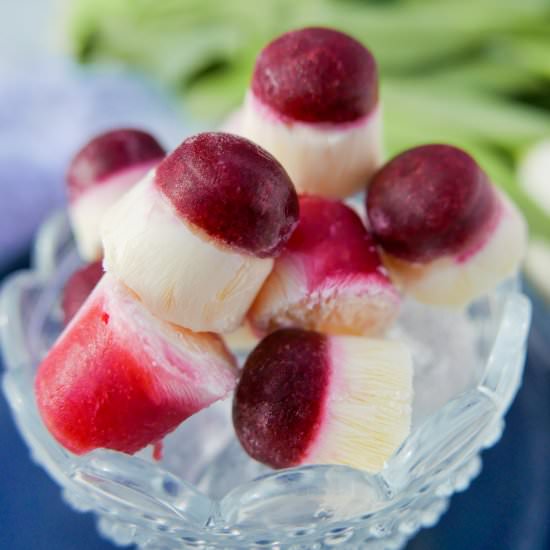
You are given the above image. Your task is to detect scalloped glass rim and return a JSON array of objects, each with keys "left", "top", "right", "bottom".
[{"left": 0, "top": 211, "right": 531, "bottom": 549}]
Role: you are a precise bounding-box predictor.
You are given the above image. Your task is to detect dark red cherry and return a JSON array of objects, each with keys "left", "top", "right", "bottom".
[
  {"left": 155, "top": 132, "right": 299, "bottom": 258},
  {"left": 367, "top": 144, "right": 497, "bottom": 263},
  {"left": 233, "top": 328, "right": 330, "bottom": 468},
  {"left": 251, "top": 27, "right": 378, "bottom": 124},
  {"left": 67, "top": 129, "right": 165, "bottom": 202}
]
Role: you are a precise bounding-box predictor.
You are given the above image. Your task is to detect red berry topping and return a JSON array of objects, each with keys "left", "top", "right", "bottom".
[
  {"left": 67, "top": 129, "right": 165, "bottom": 202},
  {"left": 251, "top": 27, "right": 378, "bottom": 124},
  {"left": 155, "top": 132, "right": 299, "bottom": 258},
  {"left": 367, "top": 145, "right": 498, "bottom": 263},
  {"left": 289, "top": 195, "right": 385, "bottom": 287},
  {"left": 37, "top": 280, "right": 237, "bottom": 455},
  {"left": 233, "top": 328, "right": 329, "bottom": 468},
  {"left": 36, "top": 301, "right": 195, "bottom": 454}
]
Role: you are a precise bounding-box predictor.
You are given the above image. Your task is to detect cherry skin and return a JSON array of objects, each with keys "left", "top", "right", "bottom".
[
  {"left": 233, "top": 328, "right": 330, "bottom": 468},
  {"left": 67, "top": 128, "right": 165, "bottom": 202},
  {"left": 251, "top": 27, "right": 378, "bottom": 124},
  {"left": 288, "top": 195, "right": 386, "bottom": 288},
  {"left": 366, "top": 144, "right": 498, "bottom": 263},
  {"left": 155, "top": 132, "right": 299, "bottom": 258}
]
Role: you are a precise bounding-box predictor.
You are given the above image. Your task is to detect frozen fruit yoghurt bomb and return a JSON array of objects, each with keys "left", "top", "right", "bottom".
[
  {"left": 36, "top": 274, "right": 238, "bottom": 455},
  {"left": 67, "top": 128, "right": 165, "bottom": 260},
  {"left": 101, "top": 132, "right": 299, "bottom": 333},
  {"left": 239, "top": 27, "right": 382, "bottom": 198},
  {"left": 249, "top": 195, "right": 400, "bottom": 336},
  {"left": 233, "top": 328, "right": 412, "bottom": 472},
  {"left": 367, "top": 144, "right": 527, "bottom": 306}
]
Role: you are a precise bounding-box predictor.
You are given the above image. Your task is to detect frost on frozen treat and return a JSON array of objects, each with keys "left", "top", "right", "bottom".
[
  {"left": 249, "top": 195, "right": 400, "bottom": 336},
  {"left": 367, "top": 144, "right": 527, "bottom": 307},
  {"left": 233, "top": 328, "right": 412, "bottom": 472},
  {"left": 36, "top": 274, "right": 238, "bottom": 455},
  {"left": 101, "top": 132, "right": 299, "bottom": 333},
  {"left": 238, "top": 27, "right": 382, "bottom": 198},
  {"left": 67, "top": 128, "right": 165, "bottom": 260}
]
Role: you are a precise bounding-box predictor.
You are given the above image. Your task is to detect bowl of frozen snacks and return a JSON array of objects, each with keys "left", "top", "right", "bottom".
[{"left": 1, "top": 27, "right": 531, "bottom": 550}]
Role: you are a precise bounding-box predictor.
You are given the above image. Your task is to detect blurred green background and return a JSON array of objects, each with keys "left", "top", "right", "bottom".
[{"left": 68, "top": 0, "right": 550, "bottom": 246}]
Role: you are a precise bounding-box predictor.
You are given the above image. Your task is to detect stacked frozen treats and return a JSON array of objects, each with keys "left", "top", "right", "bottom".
[{"left": 36, "top": 27, "right": 526, "bottom": 473}]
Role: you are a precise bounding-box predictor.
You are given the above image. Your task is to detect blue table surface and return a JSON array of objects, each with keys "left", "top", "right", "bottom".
[{"left": 1, "top": 257, "right": 549, "bottom": 550}]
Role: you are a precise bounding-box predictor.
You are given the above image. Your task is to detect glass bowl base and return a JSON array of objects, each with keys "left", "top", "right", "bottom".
[{"left": 1, "top": 212, "right": 531, "bottom": 549}]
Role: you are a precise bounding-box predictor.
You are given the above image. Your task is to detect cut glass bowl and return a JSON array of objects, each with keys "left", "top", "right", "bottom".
[{"left": 0, "top": 212, "right": 531, "bottom": 549}]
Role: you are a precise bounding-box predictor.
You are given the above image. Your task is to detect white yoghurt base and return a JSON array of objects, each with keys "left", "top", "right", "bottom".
[
  {"left": 239, "top": 92, "right": 383, "bottom": 198},
  {"left": 383, "top": 192, "right": 527, "bottom": 307},
  {"left": 250, "top": 253, "right": 400, "bottom": 337},
  {"left": 304, "top": 335, "right": 412, "bottom": 473}
]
